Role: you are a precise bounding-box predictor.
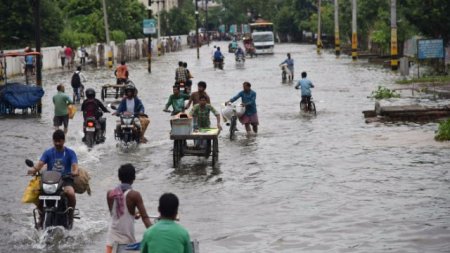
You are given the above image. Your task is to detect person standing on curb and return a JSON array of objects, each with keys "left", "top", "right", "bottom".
[{"left": 53, "top": 84, "right": 73, "bottom": 134}]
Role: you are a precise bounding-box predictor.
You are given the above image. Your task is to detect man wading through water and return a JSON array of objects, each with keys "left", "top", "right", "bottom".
[{"left": 106, "top": 164, "right": 152, "bottom": 253}]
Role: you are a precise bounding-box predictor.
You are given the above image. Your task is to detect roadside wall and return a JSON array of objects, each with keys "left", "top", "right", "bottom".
[{"left": 3, "top": 35, "right": 188, "bottom": 76}]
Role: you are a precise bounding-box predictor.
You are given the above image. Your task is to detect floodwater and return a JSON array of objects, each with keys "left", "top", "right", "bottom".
[{"left": 1, "top": 43, "right": 449, "bottom": 253}]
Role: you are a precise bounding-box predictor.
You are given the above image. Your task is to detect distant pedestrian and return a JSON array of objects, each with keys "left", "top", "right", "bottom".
[
  {"left": 59, "top": 46, "right": 66, "bottom": 69},
  {"left": 53, "top": 84, "right": 73, "bottom": 134},
  {"left": 65, "top": 46, "right": 73, "bottom": 70},
  {"left": 71, "top": 66, "right": 87, "bottom": 103},
  {"left": 106, "top": 164, "right": 152, "bottom": 253},
  {"left": 78, "top": 46, "right": 87, "bottom": 66}
]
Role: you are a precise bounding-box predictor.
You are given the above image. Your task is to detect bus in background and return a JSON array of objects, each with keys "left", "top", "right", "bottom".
[{"left": 249, "top": 20, "right": 275, "bottom": 55}]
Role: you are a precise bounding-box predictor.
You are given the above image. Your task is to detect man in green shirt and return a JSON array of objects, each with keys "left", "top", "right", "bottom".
[
  {"left": 189, "top": 95, "right": 221, "bottom": 130},
  {"left": 141, "top": 193, "right": 192, "bottom": 253},
  {"left": 53, "top": 84, "right": 73, "bottom": 134},
  {"left": 163, "top": 86, "right": 190, "bottom": 116}
]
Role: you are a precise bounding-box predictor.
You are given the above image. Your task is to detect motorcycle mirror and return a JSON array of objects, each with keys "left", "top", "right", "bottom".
[
  {"left": 110, "top": 105, "right": 117, "bottom": 110},
  {"left": 25, "top": 159, "right": 34, "bottom": 167}
]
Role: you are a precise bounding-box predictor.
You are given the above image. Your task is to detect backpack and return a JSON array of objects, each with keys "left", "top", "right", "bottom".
[{"left": 71, "top": 72, "right": 81, "bottom": 88}]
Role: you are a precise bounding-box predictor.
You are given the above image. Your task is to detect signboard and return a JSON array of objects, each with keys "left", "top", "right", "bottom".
[
  {"left": 229, "top": 24, "right": 237, "bottom": 34},
  {"left": 417, "top": 39, "right": 444, "bottom": 60},
  {"left": 143, "top": 19, "right": 156, "bottom": 35}
]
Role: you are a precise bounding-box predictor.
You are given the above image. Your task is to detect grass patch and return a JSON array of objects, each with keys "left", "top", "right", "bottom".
[
  {"left": 435, "top": 119, "right": 450, "bottom": 141},
  {"left": 396, "top": 75, "right": 450, "bottom": 85},
  {"left": 371, "top": 86, "right": 400, "bottom": 99}
]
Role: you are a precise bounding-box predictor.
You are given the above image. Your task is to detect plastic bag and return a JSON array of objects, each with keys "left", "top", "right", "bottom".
[
  {"left": 68, "top": 104, "right": 77, "bottom": 119},
  {"left": 21, "top": 176, "right": 41, "bottom": 205},
  {"left": 73, "top": 167, "right": 91, "bottom": 195}
]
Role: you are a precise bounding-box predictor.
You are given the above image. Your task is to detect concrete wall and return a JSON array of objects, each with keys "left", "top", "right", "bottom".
[{"left": 2, "top": 35, "right": 188, "bottom": 77}]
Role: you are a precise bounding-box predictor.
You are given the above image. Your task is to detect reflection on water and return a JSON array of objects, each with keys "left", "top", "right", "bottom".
[{"left": 1, "top": 43, "right": 449, "bottom": 252}]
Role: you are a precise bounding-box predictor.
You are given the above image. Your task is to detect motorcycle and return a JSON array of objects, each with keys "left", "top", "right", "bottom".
[
  {"left": 213, "top": 59, "right": 224, "bottom": 70},
  {"left": 111, "top": 105, "right": 141, "bottom": 148},
  {"left": 83, "top": 115, "right": 106, "bottom": 148},
  {"left": 235, "top": 54, "right": 245, "bottom": 63},
  {"left": 25, "top": 159, "right": 79, "bottom": 230}
]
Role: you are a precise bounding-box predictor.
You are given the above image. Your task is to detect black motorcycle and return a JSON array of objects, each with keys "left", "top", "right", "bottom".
[
  {"left": 213, "top": 59, "right": 224, "bottom": 70},
  {"left": 83, "top": 116, "right": 106, "bottom": 148},
  {"left": 26, "top": 159, "right": 79, "bottom": 230}
]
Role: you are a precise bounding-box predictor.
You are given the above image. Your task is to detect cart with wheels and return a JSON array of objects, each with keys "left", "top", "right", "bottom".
[
  {"left": 101, "top": 83, "right": 126, "bottom": 101},
  {"left": 170, "top": 128, "right": 220, "bottom": 168}
]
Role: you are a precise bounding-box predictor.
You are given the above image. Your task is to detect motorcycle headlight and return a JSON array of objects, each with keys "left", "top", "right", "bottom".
[
  {"left": 123, "top": 118, "right": 133, "bottom": 125},
  {"left": 43, "top": 183, "right": 58, "bottom": 194}
]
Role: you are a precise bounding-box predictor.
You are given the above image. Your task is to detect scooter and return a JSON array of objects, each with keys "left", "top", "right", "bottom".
[{"left": 25, "top": 159, "right": 80, "bottom": 230}]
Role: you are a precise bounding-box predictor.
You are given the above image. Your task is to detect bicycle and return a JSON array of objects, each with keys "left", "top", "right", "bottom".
[
  {"left": 222, "top": 103, "right": 245, "bottom": 140},
  {"left": 300, "top": 97, "right": 316, "bottom": 115}
]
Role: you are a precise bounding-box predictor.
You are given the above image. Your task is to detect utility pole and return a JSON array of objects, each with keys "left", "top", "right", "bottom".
[
  {"left": 102, "top": 0, "right": 113, "bottom": 68},
  {"left": 32, "top": 0, "right": 42, "bottom": 114},
  {"left": 334, "top": 0, "right": 340, "bottom": 56},
  {"left": 351, "top": 0, "right": 358, "bottom": 61},
  {"left": 157, "top": 1, "right": 161, "bottom": 41},
  {"left": 147, "top": 0, "right": 152, "bottom": 73},
  {"left": 317, "top": 0, "right": 322, "bottom": 53},
  {"left": 390, "top": 0, "right": 398, "bottom": 70},
  {"left": 205, "top": 0, "right": 209, "bottom": 46},
  {"left": 195, "top": 0, "right": 200, "bottom": 59}
]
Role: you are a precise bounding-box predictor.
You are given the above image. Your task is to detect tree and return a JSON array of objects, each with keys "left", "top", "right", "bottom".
[{"left": 403, "top": 0, "right": 450, "bottom": 45}]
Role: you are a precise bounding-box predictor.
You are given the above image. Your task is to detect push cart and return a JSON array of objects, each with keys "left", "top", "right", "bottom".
[{"left": 170, "top": 128, "right": 220, "bottom": 168}]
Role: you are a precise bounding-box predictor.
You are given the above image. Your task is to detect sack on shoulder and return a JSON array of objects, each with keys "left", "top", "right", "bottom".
[
  {"left": 73, "top": 167, "right": 91, "bottom": 195},
  {"left": 22, "top": 176, "right": 41, "bottom": 205}
]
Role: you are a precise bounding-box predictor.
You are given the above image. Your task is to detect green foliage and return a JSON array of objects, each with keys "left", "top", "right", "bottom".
[
  {"left": 111, "top": 30, "right": 127, "bottom": 44},
  {"left": 371, "top": 86, "right": 401, "bottom": 99},
  {"left": 159, "top": 1, "right": 195, "bottom": 36},
  {"left": 435, "top": 119, "right": 450, "bottom": 141},
  {"left": 60, "top": 29, "right": 96, "bottom": 48},
  {"left": 396, "top": 76, "right": 450, "bottom": 85}
]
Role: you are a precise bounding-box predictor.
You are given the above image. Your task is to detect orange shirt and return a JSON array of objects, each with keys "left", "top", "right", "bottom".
[{"left": 116, "top": 65, "right": 128, "bottom": 79}]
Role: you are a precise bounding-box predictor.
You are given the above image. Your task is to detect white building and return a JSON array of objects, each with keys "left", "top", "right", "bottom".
[{"left": 138, "top": 0, "right": 179, "bottom": 15}]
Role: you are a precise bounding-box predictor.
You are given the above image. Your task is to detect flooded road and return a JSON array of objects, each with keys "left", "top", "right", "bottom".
[{"left": 1, "top": 43, "right": 450, "bottom": 253}]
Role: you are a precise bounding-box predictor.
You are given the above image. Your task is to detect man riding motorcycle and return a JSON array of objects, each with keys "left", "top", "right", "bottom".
[
  {"left": 114, "top": 85, "right": 150, "bottom": 143},
  {"left": 235, "top": 47, "right": 245, "bottom": 61},
  {"left": 213, "top": 47, "right": 224, "bottom": 68},
  {"left": 81, "top": 88, "right": 110, "bottom": 142},
  {"left": 27, "top": 130, "right": 79, "bottom": 229}
]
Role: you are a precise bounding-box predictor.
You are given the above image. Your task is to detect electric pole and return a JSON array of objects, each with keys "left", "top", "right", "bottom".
[
  {"left": 334, "top": 0, "right": 340, "bottom": 56},
  {"left": 102, "top": 0, "right": 113, "bottom": 68},
  {"left": 195, "top": 0, "right": 200, "bottom": 59},
  {"left": 317, "top": 0, "right": 322, "bottom": 53},
  {"left": 32, "top": 0, "right": 42, "bottom": 113},
  {"left": 351, "top": 0, "right": 358, "bottom": 61},
  {"left": 148, "top": 0, "right": 152, "bottom": 73},
  {"left": 390, "top": 0, "right": 398, "bottom": 70}
]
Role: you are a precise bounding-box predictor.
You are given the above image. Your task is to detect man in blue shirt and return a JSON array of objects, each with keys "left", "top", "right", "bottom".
[
  {"left": 295, "top": 72, "right": 315, "bottom": 111},
  {"left": 27, "top": 130, "right": 79, "bottom": 229},
  {"left": 227, "top": 82, "right": 258, "bottom": 134},
  {"left": 280, "top": 53, "right": 294, "bottom": 81},
  {"left": 213, "top": 47, "right": 224, "bottom": 63}
]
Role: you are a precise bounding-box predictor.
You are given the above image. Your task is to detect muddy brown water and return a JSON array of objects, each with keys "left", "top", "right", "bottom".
[{"left": 1, "top": 43, "right": 449, "bottom": 253}]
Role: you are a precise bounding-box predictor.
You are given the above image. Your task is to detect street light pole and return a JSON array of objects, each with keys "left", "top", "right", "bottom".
[
  {"left": 195, "top": 0, "right": 200, "bottom": 59},
  {"left": 32, "top": 0, "right": 42, "bottom": 114}
]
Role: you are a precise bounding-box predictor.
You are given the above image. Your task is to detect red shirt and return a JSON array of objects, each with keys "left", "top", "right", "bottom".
[{"left": 64, "top": 47, "right": 72, "bottom": 58}]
